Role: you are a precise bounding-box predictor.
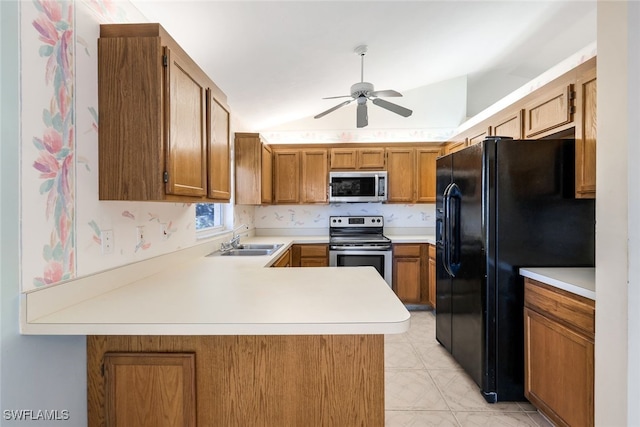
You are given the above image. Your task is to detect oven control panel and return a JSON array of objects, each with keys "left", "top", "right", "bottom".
[{"left": 329, "top": 216, "right": 384, "bottom": 228}]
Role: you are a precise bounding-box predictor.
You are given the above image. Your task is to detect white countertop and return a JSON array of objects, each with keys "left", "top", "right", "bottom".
[
  {"left": 519, "top": 267, "right": 595, "bottom": 300},
  {"left": 23, "top": 236, "right": 416, "bottom": 336}
]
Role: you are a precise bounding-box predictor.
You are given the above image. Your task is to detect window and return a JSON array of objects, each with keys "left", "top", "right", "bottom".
[{"left": 195, "top": 203, "right": 223, "bottom": 233}]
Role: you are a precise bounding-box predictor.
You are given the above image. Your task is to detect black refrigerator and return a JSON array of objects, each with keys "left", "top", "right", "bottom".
[{"left": 435, "top": 137, "right": 595, "bottom": 403}]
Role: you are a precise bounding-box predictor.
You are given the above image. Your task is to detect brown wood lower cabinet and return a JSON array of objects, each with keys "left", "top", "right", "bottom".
[
  {"left": 291, "top": 244, "right": 328, "bottom": 267},
  {"left": 392, "top": 243, "right": 428, "bottom": 304},
  {"left": 524, "top": 278, "right": 594, "bottom": 427},
  {"left": 103, "top": 352, "right": 196, "bottom": 427},
  {"left": 88, "top": 334, "right": 384, "bottom": 426},
  {"left": 271, "top": 248, "right": 291, "bottom": 267},
  {"left": 427, "top": 244, "right": 436, "bottom": 308}
]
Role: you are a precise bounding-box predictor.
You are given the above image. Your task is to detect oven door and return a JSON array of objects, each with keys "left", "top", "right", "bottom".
[{"left": 329, "top": 249, "right": 392, "bottom": 287}]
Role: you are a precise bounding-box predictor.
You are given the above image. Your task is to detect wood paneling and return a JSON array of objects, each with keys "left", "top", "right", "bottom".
[{"left": 88, "top": 335, "right": 384, "bottom": 427}]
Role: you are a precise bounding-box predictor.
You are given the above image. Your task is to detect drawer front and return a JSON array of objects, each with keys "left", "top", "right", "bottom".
[
  {"left": 524, "top": 278, "right": 594, "bottom": 338},
  {"left": 299, "top": 244, "right": 328, "bottom": 258},
  {"left": 393, "top": 244, "right": 422, "bottom": 257}
]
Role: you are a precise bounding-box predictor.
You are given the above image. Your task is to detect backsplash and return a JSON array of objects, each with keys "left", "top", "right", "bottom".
[{"left": 255, "top": 203, "right": 435, "bottom": 231}]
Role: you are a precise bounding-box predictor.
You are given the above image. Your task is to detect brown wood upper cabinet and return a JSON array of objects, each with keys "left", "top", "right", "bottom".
[
  {"left": 387, "top": 146, "right": 441, "bottom": 203},
  {"left": 575, "top": 64, "right": 597, "bottom": 199},
  {"left": 490, "top": 110, "right": 523, "bottom": 139},
  {"left": 272, "top": 148, "right": 328, "bottom": 204},
  {"left": 524, "top": 83, "right": 574, "bottom": 138},
  {"left": 98, "top": 23, "right": 230, "bottom": 202},
  {"left": 467, "top": 127, "right": 490, "bottom": 146},
  {"left": 207, "top": 92, "right": 231, "bottom": 201},
  {"left": 235, "top": 133, "right": 272, "bottom": 205},
  {"left": 330, "top": 147, "right": 385, "bottom": 170}
]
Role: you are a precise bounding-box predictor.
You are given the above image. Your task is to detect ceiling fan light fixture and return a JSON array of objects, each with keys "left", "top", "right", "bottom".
[{"left": 314, "top": 44, "right": 413, "bottom": 128}]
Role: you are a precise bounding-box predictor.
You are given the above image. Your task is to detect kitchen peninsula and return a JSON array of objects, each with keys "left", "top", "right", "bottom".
[{"left": 21, "top": 236, "right": 410, "bottom": 426}]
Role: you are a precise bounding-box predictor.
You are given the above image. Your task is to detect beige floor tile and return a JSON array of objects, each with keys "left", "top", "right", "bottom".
[
  {"left": 412, "top": 340, "right": 463, "bottom": 370},
  {"left": 525, "top": 411, "right": 555, "bottom": 427},
  {"left": 454, "top": 411, "right": 540, "bottom": 426},
  {"left": 385, "top": 369, "right": 449, "bottom": 411},
  {"left": 429, "top": 370, "right": 522, "bottom": 412},
  {"left": 385, "top": 341, "right": 426, "bottom": 369},
  {"left": 385, "top": 410, "right": 460, "bottom": 427}
]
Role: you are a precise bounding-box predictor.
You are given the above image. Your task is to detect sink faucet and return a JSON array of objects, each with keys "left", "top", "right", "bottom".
[{"left": 221, "top": 224, "right": 249, "bottom": 252}]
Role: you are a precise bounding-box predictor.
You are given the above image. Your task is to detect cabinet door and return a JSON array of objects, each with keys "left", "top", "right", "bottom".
[
  {"left": 273, "top": 150, "right": 300, "bottom": 204},
  {"left": 575, "top": 66, "right": 597, "bottom": 199},
  {"left": 386, "top": 148, "right": 415, "bottom": 203},
  {"left": 261, "top": 144, "right": 273, "bottom": 204},
  {"left": 445, "top": 140, "right": 466, "bottom": 155},
  {"left": 104, "top": 352, "right": 196, "bottom": 427},
  {"left": 165, "top": 47, "right": 208, "bottom": 197},
  {"left": 416, "top": 148, "right": 441, "bottom": 203},
  {"left": 358, "top": 148, "right": 386, "bottom": 169},
  {"left": 467, "top": 127, "right": 490, "bottom": 146},
  {"left": 330, "top": 148, "right": 357, "bottom": 169},
  {"left": 234, "top": 133, "right": 262, "bottom": 205},
  {"left": 524, "top": 308, "right": 594, "bottom": 427},
  {"left": 301, "top": 149, "right": 328, "bottom": 203},
  {"left": 392, "top": 244, "right": 427, "bottom": 304},
  {"left": 492, "top": 110, "right": 523, "bottom": 139},
  {"left": 207, "top": 92, "right": 230, "bottom": 201},
  {"left": 272, "top": 249, "right": 291, "bottom": 267},
  {"left": 524, "top": 84, "right": 573, "bottom": 138},
  {"left": 428, "top": 245, "right": 436, "bottom": 308}
]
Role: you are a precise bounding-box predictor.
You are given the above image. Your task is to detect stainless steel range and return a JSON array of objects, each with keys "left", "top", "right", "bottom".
[{"left": 328, "top": 215, "right": 392, "bottom": 287}]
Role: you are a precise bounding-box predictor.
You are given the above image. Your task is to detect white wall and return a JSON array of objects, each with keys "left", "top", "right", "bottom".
[
  {"left": 1, "top": 1, "right": 86, "bottom": 423},
  {"left": 595, "top": 1, "right": 640, "bottom": 425}
]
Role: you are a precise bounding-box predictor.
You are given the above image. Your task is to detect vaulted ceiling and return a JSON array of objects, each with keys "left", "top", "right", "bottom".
[{"left": 130, "top": 1, "right": 597, "bottom": 131}]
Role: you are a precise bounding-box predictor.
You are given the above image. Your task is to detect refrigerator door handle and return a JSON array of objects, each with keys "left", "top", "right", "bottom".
[
  {"left": 442, "top": 183, "right": 454, "bottom": 276},
  {"left": 448, "top": 183, "right": 462, "bottom": 276}
]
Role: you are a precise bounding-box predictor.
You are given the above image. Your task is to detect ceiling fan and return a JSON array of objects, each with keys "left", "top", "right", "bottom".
[{"left": 314, "top": 45, "right": 413, "bottom": 128}]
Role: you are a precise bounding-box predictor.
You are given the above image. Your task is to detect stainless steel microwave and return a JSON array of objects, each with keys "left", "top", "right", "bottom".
[{"left": 328, "top": 171, "right": 388, "bottom": 203}]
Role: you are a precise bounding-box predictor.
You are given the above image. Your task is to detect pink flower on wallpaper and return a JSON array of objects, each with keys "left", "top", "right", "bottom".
[
  {"left": 33, "top": 151, "right": 59, "bottom": 179},
  {"left": 42, "top": 127, "right": 63, "bottom": 153},
  {"left": 38, "top": 0, "right": 63, "bottom": 22},
  {"left": 43, "top": 260, "right": 64, "bottom": 284},
  {"left": 32, "top": 15, "right": 59, "bottom": 46}
]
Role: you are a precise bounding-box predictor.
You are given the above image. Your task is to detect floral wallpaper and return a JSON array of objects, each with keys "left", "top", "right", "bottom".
[
  {"left": 28, "top": 0, "right": 76, "bottom": 287},
  {"left": 255, "top": 203, "right": 435, "bottom": 230}
]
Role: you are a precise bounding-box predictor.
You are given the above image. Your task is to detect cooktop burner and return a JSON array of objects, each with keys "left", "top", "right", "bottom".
[{"left": 329, "top": 216, "right": 390, "bottom": 249}]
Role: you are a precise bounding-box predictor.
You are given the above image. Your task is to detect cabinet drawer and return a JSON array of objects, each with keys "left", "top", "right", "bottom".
[
  {"left": 524, "top": 278, "right": 594, "bottom": 338},
  {"left": 299, "top": 244, "right": 328, "bottom": 258},
  {"left": 393, "top": 244, "right": 422, "bottom": 257}
]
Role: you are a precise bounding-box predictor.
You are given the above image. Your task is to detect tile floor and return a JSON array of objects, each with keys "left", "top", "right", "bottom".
[{"left": 384, "top": 310, "right": 554, "bottom": 427}]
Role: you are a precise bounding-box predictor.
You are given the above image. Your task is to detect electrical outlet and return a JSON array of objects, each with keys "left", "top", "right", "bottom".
[
  {"left": 101, "top": 230, "right": 114, "bottom": 254},
  {"left": 136, "top": 226, "right": 145, "bottom": 247}
]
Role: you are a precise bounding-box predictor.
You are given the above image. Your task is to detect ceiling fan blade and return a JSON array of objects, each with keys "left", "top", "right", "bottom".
[
  {"left": 357, "top": 103, "right": 368, "bottom": 128},
  {"left": 372, "top": 98, "right": 413, "bottom": 117},
  {"left": 369, "top": 89, "right": 402, "bottom": 98},
  {"left": 322, "top": 95, "right": 352, "bottom": 100},
  {"left": 314, "top": 100, "right": 353, "bottom": 119}
]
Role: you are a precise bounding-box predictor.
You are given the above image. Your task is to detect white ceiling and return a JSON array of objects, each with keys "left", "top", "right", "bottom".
[{"left": 130, "top": 1, "right": 597, "bottom": 131}]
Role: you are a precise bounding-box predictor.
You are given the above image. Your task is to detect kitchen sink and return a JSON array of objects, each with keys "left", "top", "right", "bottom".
[
  {"left": 220, "top": 248, "right": 277, "bottom": 256},
  {"left": 207, "top": 243, "right": 284, "bottom": 257},
  {"left": 235, "top": 243, "right": 283, "bottom": 251}
]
